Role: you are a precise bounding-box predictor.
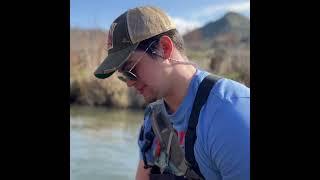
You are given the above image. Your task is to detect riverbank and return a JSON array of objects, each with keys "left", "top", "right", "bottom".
[{"left": 70, "top": 29, "right": 249, "bottom": 108}]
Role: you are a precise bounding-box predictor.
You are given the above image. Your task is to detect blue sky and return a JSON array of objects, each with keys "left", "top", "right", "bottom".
[{"left": 71, "top": 0, "right": 250, "bottom": 34}]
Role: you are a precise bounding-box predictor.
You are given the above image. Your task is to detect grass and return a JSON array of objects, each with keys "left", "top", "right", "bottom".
[{"left": 70, "top": 28, "right": 250, "bottom": 108}]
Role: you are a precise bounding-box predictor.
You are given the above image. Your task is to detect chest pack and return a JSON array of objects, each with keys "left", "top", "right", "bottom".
[{"left": 141, "top": 74, "right": 221, "bottom": 180}]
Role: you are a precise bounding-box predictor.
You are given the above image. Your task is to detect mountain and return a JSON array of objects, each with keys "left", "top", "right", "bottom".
[{"left": 183, "top": 12, "right": 250, "bottom": 49}]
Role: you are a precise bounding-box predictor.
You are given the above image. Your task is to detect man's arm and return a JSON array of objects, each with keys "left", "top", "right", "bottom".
[{"left": 135, "top": 160, "right": 150, "bottom": 180}]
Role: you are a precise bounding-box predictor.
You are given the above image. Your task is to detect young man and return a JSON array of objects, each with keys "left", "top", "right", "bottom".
[{"left": 94, "top": 6, "right": 250, "bottom": 180}]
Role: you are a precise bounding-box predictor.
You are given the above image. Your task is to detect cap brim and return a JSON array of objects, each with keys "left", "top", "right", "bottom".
[{"left": 94, "top": 43, "right": 139, "bottom": 79}]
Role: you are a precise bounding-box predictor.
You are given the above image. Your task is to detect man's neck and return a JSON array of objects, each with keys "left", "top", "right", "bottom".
[{"left": 163, "top": 65, "right": 197, "bottom": 113}]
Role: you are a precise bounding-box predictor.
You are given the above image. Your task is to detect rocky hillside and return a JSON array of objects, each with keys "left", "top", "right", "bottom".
[{"left": 183, "top": 12, "right": 250, "bottom": 50}]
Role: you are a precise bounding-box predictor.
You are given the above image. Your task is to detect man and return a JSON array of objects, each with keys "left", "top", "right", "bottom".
[{"left": 94, "top": 6, "right": 250, "bottom": 180}]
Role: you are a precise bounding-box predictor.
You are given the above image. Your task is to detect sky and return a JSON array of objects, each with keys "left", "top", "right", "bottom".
[{"left": 71, "top": 0, "right": 250, "bottom": 35}]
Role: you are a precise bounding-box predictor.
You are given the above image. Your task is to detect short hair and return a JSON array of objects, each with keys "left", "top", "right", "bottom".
[{"left": 136, "top": 29, "right": 185, "bottom": 58}]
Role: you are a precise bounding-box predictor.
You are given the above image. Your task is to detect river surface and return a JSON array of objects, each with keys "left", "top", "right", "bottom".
[{"left": 70, "top": 105, "right": 144, "bottom": 180}]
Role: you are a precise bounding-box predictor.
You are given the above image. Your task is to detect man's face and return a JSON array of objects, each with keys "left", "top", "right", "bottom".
[{"left": 118, "top": 50, "right": 167, "bottom": 103}]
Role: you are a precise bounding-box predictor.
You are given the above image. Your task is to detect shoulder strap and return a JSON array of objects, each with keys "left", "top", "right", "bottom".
[
  {"left": 185, "top": 74, "right": 221, "bottom": 179},
  {"left": 150, "top": 103, "right": 188, "bottom": 175}
]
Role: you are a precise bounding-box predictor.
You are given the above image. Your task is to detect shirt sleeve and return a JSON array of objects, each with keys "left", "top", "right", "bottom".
[{"left": 207, "top": 98, "right": 250, "bottom": 180}]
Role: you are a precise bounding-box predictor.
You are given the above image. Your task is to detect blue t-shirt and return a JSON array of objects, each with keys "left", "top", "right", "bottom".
[{"left": 138, "top": 69, "right": 250, "bottom": 180}]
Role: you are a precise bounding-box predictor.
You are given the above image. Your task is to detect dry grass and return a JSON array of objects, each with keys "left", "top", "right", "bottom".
[
  {"left": 70, "top": 28, "right": 250, "bottom": 108},
  {"left": 209, "top": 47, "right": 250, "bottom": 86}
]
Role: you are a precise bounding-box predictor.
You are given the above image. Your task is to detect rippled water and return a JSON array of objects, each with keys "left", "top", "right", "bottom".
[{"left": 70, "top": 105, "right": 144, "bottom": 180}]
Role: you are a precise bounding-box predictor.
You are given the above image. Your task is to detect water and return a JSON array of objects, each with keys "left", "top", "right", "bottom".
[{"left": 70, "top": 105, "right": 144, "bottom": 180}]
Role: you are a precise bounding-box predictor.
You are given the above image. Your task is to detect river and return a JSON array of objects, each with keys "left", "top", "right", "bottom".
[{"left": 70, "top": 105, "right": 144, "bottom": 180}]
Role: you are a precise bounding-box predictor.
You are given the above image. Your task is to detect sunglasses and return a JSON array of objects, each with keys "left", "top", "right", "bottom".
[{"left": 117, "top": 40, "right": 158, "bottom": 82}]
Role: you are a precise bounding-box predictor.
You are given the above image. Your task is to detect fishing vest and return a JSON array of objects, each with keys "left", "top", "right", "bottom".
[{"left": 140, "top": 74, "right": 221, "bottom": 180}]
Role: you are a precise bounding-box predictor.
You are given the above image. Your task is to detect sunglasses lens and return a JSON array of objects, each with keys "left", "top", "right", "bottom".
[
  {"left": 117, "top": 75, "right": 127, "bottom": 82},
  {"left": 118, "top": 71, "right": 137, "bottom": 82},
  {"left": 124, "top": 71, "right": 137, "bottom": 80}
]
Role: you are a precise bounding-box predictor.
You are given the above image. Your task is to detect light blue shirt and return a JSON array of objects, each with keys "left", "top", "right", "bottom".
[{"left": 138, "top": 69, "right": 250, "bottom": 180}]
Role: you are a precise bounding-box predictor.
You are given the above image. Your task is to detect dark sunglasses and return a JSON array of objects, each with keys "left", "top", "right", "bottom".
[{"left": 117, "top": 40, "right": 158, "bottom": 82}]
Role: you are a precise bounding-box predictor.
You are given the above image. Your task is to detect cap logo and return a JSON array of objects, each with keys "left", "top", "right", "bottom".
[{"left": 107, "top": 23, "right": 117, "bottom": 50}]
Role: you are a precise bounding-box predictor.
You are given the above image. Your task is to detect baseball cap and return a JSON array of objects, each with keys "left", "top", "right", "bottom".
[{"left": 94, "top": 6, "right": 176, "bottom": 79}]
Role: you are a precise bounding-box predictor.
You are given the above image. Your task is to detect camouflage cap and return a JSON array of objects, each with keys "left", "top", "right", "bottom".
[{"left": 94, "top": 6, "right": 176, "bottom": 79}]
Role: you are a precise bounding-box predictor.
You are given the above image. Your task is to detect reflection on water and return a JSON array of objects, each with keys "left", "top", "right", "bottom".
[{"left": 70, "top": 105, "right": 144, "bottom": 180}]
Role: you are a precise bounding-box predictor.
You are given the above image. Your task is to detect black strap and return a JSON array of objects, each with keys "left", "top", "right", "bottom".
[{"left": 185, "top": 74, "right": 221, "bottom": 179}]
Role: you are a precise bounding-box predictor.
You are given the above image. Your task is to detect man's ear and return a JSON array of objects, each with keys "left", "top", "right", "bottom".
[{"left": 158, "top": 35, "right": 173, "bottom": 60}]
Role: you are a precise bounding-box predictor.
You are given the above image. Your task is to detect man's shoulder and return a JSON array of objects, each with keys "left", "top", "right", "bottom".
[
  {"left": 196, "top": 76, "right": 250, "bottom": 138},
  {"left": 209, "top": 77, "right": 250, "bottom": 103},
  {"left": 194, "top": 70, "right": 249, "bottom": 100},
  {"left": 190, "top": 71, "right": 250, "bottom": 126},
  {"left": 202, "top": 77, "right": 250, "bottom": 120}
]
